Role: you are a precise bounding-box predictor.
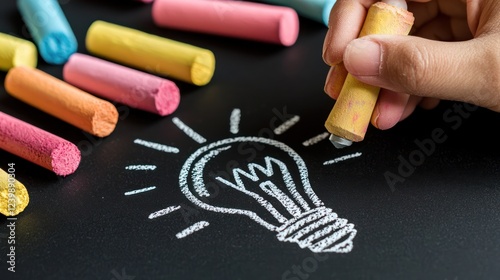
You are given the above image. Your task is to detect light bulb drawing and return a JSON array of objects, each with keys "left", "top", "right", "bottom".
[
  {"left": 179, "top": 136, "right": 357, "bottom": 253},
  {"left": 127, "top": 111, "right": 361, "bottom": 249}
]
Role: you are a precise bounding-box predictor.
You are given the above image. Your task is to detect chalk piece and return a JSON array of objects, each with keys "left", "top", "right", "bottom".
[
  {"left": 86, "top": 20, "right": 215, "bottom": 86},
  {"left": 0, "top": 168, "right": 29, "bottom": 216},
  {"left": 63, "top": 53, "right": 180, "bottom": 116},
  {"left": 325, "top": 2, "right": 414, "bottom": 144},
  {"left": 0, "top": 112, "right": 81, "bottom": 176},
  {"left": 0, "top": 32, "right": 37, "bottom": 71},
  {"left": 152, "top": 0, "right": 299, "bottom": 46},
  {"left": 17, "top": 0, "right": 77, "bottom": 64},
  {"left": 5, "top": 66, "right": 119, "bottom": 137},
  {"left": 258, "top": 0, "right": 335, "bottom": 26}
]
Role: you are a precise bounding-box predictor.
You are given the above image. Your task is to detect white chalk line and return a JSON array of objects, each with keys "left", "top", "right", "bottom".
[
  {"left": 323, "top": 152, "right": 362, "bottom": 166},
  {"left": 177, "top": 137, "right": 356, "bottom": 253},
  {"left": 125, "top": 165, "right": 157, "bottom": 171},
  {"left": 134, "top": 139, "right": 179, "bottom": 154},
  {"left": 302, "top": 132, "right": 329, "bottom": 147},
  {"left": 124, "top": 186, "right": 157, "bottom": 196},
  {"left": 172, "top": 117, "right": 207, "bottom": 144},
  {"left": 274, "top": 115, "right": 300, "bottom": 135},
  {"left": 230, "top": 108, "right": 241, "bottom": 134},
  {"left": 148, "top": 205, "right": 181, "bottom": 220},
  {"left": 176, "top": 221, "right": 210, "bottom": 239}
]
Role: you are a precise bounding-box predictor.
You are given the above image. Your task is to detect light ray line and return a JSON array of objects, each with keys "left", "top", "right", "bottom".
[
  {"left": 274, "top": 115, "right": 300, "bottom": 135},
  {"left": 124, "top": 186, "right": 157, "bottom": 196},
  {"left": 176, "top": 221, "right": 210, "bottom": 239},
  {"left": 125, "top": 165, "right": 157, "bottom": 170},
  {"left": 172, "top": 117, "right": 207, "bottom": 144},
  {"left": 230, "top": 108, "right": 241, "bottom": 134},
  {"left": 323, "top": 152, "right": 362, "bottom": 165},
  {"left": 302, "top": 132, "right": 329, "bottom": 147},
  {"left": 148, "top": 205, "right": 181, "bottom": 219},
  {"left": 134, "top": 139, "right": 179, "bottom": 153}
]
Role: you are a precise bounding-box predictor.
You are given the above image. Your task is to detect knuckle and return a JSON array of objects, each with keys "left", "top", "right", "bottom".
[
  {"left": 482, "top": 50, "right": 500, "bottom": 111},
  {"left": 387, "top": 42, "right": 432, "bottom": 95}
]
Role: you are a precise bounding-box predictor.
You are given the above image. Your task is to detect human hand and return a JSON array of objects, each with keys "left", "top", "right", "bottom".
[{"left": 323, "top": 0, "right": 500, "bottom": 130}]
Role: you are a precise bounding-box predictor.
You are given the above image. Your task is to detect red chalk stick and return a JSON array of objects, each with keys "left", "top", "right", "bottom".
[
  {"left": 0, "top": 111, "right": 81, "bottom": 176},
  {"left": 63, "top": 53, "right": 180, "bottom": 116},
  {"left": 152, "top": 0, "right": 300, "bottom": 46}
]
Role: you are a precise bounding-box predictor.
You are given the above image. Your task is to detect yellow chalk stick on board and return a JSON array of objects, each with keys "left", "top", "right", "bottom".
[
  {"left": 0, "top": 32, "right": 37, "bottom": 71},
  {"left": 0, "top": 167, "right": 29, "bottom": 216},
  {"left": 325, "top": 2, "right": 414, "bottom": 143},
  {"left": 85, "top": 20, "right": 216, "bottom": 86}
]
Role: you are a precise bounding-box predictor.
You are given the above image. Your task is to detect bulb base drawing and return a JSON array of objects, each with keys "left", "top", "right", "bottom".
[{"left": 276, "top": 207, "right": 356, "bottom": 253}]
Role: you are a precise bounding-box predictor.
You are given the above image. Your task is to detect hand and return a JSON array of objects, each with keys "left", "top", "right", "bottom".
[{"left": 322, "top": 0, "right": 500, "bottom": 130}]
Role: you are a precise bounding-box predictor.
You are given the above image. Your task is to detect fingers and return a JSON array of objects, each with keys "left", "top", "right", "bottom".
[
  {"left": 322, "top": 0, "right": 378, "bottom": 66},
  {"left": 371, "top": 88, "right": 410, "bottom": 130},
  {"left": 324, "top": 63, "right": 348, "bottom": 99},
  {"left": 342, "top": 34, "right": 500, "bottom": 111},
  {"left": 372, "top": 92, "right": 440, "bottom": 130}
]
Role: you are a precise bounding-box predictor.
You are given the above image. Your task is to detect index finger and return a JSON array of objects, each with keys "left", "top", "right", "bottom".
[{"left": 322, "top": 0, "right": 378, "bottom": 66}]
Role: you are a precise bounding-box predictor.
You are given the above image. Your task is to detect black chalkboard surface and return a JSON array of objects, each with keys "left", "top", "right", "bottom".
[{"left": 1, "top": 1, "right": 499, "bottom": 279}]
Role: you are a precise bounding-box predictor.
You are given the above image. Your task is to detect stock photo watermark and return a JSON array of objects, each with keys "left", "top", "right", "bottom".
[
  {"left": 384, "top": 102, "right": 478, "bottom": 191},
  {"left": 282, "top": 253, "right": 329, "bottom": 280},
  {"left": 110, "top": 267, "right": 135, "bottom": 280},
  {"left": 5, "top": 163, "right": 18, "bottom": 273}
]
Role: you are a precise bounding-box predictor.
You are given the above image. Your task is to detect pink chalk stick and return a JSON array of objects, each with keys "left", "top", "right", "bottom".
[
  {"left": 63, "top": 53, "right": 180, "bottom": 116},
  {"left": 0, "top": 111, "right": 81, "bottom": 176},
  {"left": 152, "top": 0, "right": 300, "bottom": 46}
]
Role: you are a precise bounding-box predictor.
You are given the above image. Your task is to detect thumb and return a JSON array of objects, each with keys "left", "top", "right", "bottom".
[{"left": 343, "top": 35, "right": 500, "bottom": 111}]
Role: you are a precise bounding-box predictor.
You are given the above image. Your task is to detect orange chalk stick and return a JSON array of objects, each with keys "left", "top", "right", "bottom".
[
  {"left": 324, "top": 2, "right": 414, "bottom": 147},
  {"left": 5, "top": 66, "right": 119, "bottom": 137}
]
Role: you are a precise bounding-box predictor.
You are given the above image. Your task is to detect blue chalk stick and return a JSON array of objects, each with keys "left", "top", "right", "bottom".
[
  {"left": 17, "top": 0, "right": 77, "bottom": 65},
  {"left": 258, "top": 0, "right": 336, "bottom": 26}
]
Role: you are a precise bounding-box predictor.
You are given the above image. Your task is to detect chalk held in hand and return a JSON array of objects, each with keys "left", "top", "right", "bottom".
[
  {"left": 86, "top": 20, "right": 215, "bottom": 86},
  {"left": 0, "top": 32, "right": 37, "bottom": 71},
  {"left": 324, "top": 1, "right": 414, "bottom": 148},
  {"left": 5, "top": 66, "right": 119, "bottom": 137},
  {"left": 152, "top": 0, "right": 299, "bottom": 46},
  {"left": 0, "top": 111, "right": 81, "bottom": 176},
  {"left": 257, "top": 0, "right": 335, "bottom": 26},
  {"left": 17, "top": 0, "right": 77, "bottom": 64},
  {"left": 63, "top": 53, "right": 180, "bottom": 116},
  {"left": 0, "top": 167, "right": 29, "bottom": 216}
]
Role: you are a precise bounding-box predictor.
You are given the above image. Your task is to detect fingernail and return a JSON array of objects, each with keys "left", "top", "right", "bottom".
[
  {"left": 371, "top": 106, "right": 380, "bottom": 129},
  {"left": 322, "top": 34, "right": 334, "bottom": 65},
  {"left": 344, "top": 38, "right": 381, "bottom": 76}
]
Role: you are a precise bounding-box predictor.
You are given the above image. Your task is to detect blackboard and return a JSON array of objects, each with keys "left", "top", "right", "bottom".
[{"left": 1, "top": 1, "right": 500, "bottom": 279}]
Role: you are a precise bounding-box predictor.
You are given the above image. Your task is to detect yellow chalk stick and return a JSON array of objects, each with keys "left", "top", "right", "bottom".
[
  {"left": 86, "top": 20, "right": 216, "bottom": 86},
  {"left": 325, "top": 2, "right": 414, "bottom": 145},
  {"left": 0, "top": 167, "right": 29, "bottom": 216},
  {"left": 0, "top": 32, "right": 37, "bottom": 71}
]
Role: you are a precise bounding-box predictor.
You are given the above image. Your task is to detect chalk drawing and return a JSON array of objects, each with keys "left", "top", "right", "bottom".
[
  {"left": 125, "top": 165, "right": 157, "bottom": 171},
  {"left": 179, "top": 136, "right": 357, "bottom": 253},
  {"left": 302, "top": 132, "right": 329, "bottom": 147},
  {"left": 274, "top": 115, "right": 300, "bottom": 135},
  {"left": 176, "top": 221, "right": 210, "bottom": 239},
  {"left": 230, "top": 108, "right": 241, "bottom": 134},
  {"left": 124, "top": 186, "right": 156, "bottom": 196},
  {"left": 172, "top": 117, "right": 207, "bottom": 144},
  {"left": 148, "top": 205, "right": 181, "bottom": 220},
  {"left": 134, "top": 139, "right": 179, "bottom": 154},
  {"left": 323, "top": 152, "right": 362, "bottom": 166}
]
